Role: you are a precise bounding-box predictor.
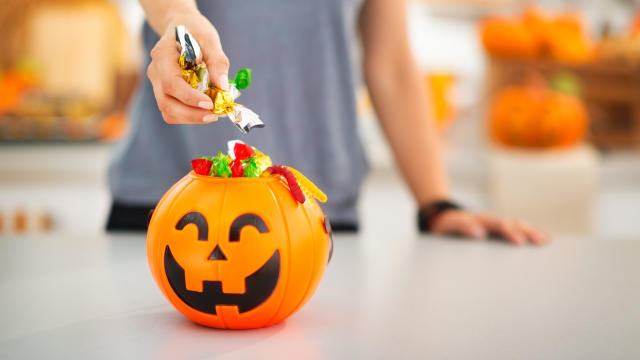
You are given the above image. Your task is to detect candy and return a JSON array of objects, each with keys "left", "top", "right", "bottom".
[
  {"left": 212, "top": 152, "right": 232, "bottom": 177},
  {"left": 243, "top": 157, "right": 261, "bottom": 178},
  {"left": 189, "top": 145, "right": 324, "bottom": 207},
  {"left": 230, "top": 159, "right": 244, "bottom": 177},
  {"left": 265, "top": 165, "right": 306, "bottom": 203},
  {"left": 254, "top": 149, "right": 272, "bottom": 173},
  {"left": 227, "top": 105, "right": 264, "bottom": 134},
  {"left": 227, "top": 139, "right": 243, "bottom": 158},
  {"left": 181, "top": 66, "right": 201, "bottom": 89},
  {"left": 228, "top": 140, "right": 269, "bottom": 172},
  {"left": 233, "top": 68, "right": 252, "bottom": 90},
  {"left": 175, "top": 25, "right": 264, "bottom": 133},
  {"left": 191, "top": 158, "right": 213, "bottom": 175},
  {"left": 234, "top": 142, "right": 256, "bottom": 160},
  {"left": 285, "top": 167, "right": 328, "bottom": 203},
  {"left": 207, "top": 87, "right": 238, "bottom": 116}
]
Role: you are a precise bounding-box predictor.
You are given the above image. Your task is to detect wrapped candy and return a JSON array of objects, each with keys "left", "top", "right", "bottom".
[
  {"left": 175, "top": 26, "right": 209, "bottom": 92},
  {"left": 189, "top": 143, "right": 326, "bottom": 205},
  {"left": 175, "top": 25, "right": 264, "bottom": 133},
  {"left": 211, "top": 152, "right": 232, "bottom": 177},
  {"left": 191, "top": 158, "right": 213, "bottom": 176},
  {"left": 254, "top": 149, "right": 272, "bottom": 171},
  {"left": 227, "top": 140, "right": 271, "bottom": 174},
  {"left": 230, "top": 159, "right": 244, "bottom": 177},
  {"left": 243, "top": 157, "right": 261, "bottom": 178},
  {"left": 232, "top": 142, "right": 256, "bottom": 160}
]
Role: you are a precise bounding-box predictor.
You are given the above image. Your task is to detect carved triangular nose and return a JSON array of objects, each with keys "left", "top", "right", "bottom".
[{"left": 208, "top": 245, "right": 227, "bottom": 261}]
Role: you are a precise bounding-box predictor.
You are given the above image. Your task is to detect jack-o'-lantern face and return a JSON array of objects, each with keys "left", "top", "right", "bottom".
[
  {"left": 164, "top": 211, "right": 280, "bottom": 315},
  {"left": 147, "top": 172, "right": 331, "bottom": 329}
]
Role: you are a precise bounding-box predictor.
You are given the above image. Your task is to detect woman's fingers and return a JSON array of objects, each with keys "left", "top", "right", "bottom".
[
  {"left": 475, "top": 215, "right": 525, "bottom": 245},
  {"left": 476, "top": 214, "right": 548, "bottom": 245},
  {"left": 514, "top": 220, "right": 550, "bottom": 245},
  {"left": 430, "top": 211, "right": 551, "bottom": 246},
  {"left": 147, "top": 34, "right": 218, "bottom": 124},
  {"left": 431, "top": 210, "right": 487, "bottom": 239},
  {"left": 198, "top": 27, "right": 230, "bottom": 91},
  {"left": 149, "top": 38, "right": 214, "bottom": 110},
  {"left": 156, "top": 93, "right": 218, "bottom": 124},
  {"left": 149, "top": 70, "right": 217, "bottom": 124},
  {"left": 145, "top": 16, "right": 232, "bottom": 124}
]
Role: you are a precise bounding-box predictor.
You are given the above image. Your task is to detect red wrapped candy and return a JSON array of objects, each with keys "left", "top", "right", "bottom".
[
  {"left": 230, "top": 158, "right": 244, "bottom": 177},
  {"left": 191, "top": 158, "right": 213, "bottom": 175},
  {"left": 234, "top": 142, "right": 256, "bottom": 160}
]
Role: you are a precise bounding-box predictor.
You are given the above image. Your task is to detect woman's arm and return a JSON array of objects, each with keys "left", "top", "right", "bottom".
[
  {"left": 359, "top": 0, "right": 548, "bottom": 245},
  {"left": 359, "top": 0, "right": 448, "bottom": 207},
  {"left": 139, "top": 0, "right": 198, "bottom": 35},
  {"left": 140, "top": 0, "right": 229, "bottom": 124}
]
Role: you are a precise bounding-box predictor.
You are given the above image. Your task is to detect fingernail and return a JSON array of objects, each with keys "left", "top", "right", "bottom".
[
  {"left": 198, "top": 101, "right": 213, "bottom": 110},
  {"left": 203, "top": 114, "right": 217, "bottom": 123},
  {"left": 219, "top": 74, "right": 229, "bottom": 91}
]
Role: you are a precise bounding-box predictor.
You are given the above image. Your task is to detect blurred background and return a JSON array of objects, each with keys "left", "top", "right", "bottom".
[{"left": 1, "top": 0, "right": 640, "bottom": 238}]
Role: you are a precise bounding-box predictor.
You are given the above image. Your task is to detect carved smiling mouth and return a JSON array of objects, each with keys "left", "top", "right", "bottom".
[{"left": 164, "top": 246, "right": 280, "bottom": 314}]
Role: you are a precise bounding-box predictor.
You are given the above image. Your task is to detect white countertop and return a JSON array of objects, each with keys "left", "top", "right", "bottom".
[
  {"left": 1, "top": 139, "right": 640, "bottom": 359},
  {"left": 1, "top": 230, "right": 639, "bottom": 360}
]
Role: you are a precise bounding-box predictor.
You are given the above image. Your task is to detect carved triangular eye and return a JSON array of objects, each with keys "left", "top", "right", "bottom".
[{"left": 208, "top": 245, "right": 227, "bottom": 261}]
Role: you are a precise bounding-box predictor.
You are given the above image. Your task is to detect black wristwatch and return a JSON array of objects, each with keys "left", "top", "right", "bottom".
[{"left": 417, "top": 200, "right": 463, "bottom": 233}]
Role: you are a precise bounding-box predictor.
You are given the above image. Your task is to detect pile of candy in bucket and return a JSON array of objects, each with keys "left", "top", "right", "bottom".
[{"left": 190, "top": 141, "right": 327, "bottom": 204}]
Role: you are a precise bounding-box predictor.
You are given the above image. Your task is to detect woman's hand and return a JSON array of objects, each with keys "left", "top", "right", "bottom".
[
  {"left": 431, "top": 210, "right": 550, "bottom": 245},
  {"left": 146, "top": 12, "right": 229, "bottom": 124}
]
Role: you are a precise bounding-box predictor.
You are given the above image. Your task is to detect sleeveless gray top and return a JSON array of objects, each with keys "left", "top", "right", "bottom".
[{"left": 109, "top": 0, "right": 367, "bottom": 224}]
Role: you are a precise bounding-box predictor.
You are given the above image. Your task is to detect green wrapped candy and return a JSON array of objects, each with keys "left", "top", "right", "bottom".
[
  {"left": 243, "top": 157, "right": 261, "bottom": 178},
  {"left": 234, "top": 68, "right": 252, "bottom": 90},
  {"left": 212, "top": 152, "right": 232, "bottom": 177}
]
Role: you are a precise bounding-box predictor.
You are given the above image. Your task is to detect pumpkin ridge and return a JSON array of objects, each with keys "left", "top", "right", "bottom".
[{"left": 263, "top": 182, "right": 294, "bottom": 328}]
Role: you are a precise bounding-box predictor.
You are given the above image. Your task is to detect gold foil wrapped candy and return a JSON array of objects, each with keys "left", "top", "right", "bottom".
[
  {"left": 175, "top": 25, "right": 264, "bottom": 133},
  {"left": 206, "top": 87, "right": 237, "bottom": 116}
]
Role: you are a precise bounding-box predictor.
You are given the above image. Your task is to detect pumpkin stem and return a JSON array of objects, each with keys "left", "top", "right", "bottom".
[{"left": 549, "top": 71, "right": 582, "bottom": 96}]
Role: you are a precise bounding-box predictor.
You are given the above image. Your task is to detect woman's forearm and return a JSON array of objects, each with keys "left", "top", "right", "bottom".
[
  {"left": 139, "top": 0, "right": 199, "bottom": 34},
  {"left": 359, "top": 0, "right": 449, "bottom": 206},
  {"left": 365, "top": 57, "right": 450, "bottom": 206}
]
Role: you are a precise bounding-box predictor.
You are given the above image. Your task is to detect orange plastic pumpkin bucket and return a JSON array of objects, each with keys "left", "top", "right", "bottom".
[{"left": 147, "top": 171, "right": 332, "bottom": 329}]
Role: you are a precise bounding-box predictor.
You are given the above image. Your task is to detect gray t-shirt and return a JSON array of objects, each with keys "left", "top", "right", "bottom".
[{"left": 109, "top": 0, "right": 367, "bottom": 224}]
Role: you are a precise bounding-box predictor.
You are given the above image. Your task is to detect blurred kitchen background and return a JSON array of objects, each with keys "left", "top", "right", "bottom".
[{"left": 1, "top": 0, "right": 640, "bottom": 238}]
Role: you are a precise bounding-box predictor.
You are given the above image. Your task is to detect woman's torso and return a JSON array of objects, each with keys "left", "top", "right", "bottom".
[{"left": 109, "top": 0, "right": 367, "bottom": 224}]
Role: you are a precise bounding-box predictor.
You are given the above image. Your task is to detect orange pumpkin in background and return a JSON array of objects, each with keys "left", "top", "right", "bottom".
[
  {"left": 489, "top": 77, "right": 588, "bottom": 149},
  {"left": 481, "top": 7, "right": 593, "bottom": 63},
  {"left": 545, "top": 12, "right": 593, "bottom": 64},
  {"left": 633, "top": 12, "right": 640, "bottom": 37},
  {"left": 522, "top": 6, "right": 551, "bottom": 48},
  {"left": 147, "top": 172, "right": 332, "bottom": 329},
  {"left": 481, "top": 17, "right": 541, "bottom": 58}
]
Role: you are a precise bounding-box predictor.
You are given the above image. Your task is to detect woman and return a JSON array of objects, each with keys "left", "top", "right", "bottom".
[{"left": 107, "top": 0, "right": 548, "bottom": 245}]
